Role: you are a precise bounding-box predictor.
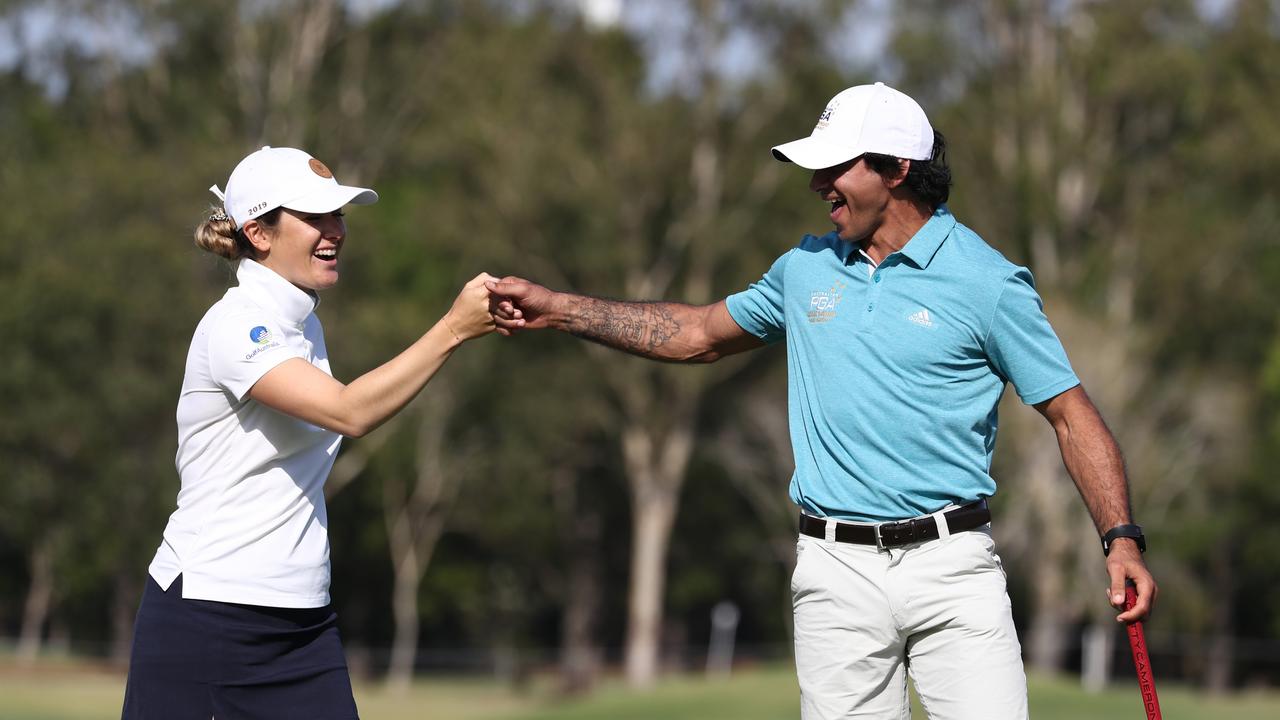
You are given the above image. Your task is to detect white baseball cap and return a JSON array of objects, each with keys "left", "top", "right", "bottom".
[
  {"left": 210, "top": 146, "right": 378, "bottom": 228},
  {"left": 771, "top": 82, "right": 934, "bottom": 170}
]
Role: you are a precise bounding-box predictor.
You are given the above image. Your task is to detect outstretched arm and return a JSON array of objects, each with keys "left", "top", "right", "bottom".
[
  {"left": 1035, "top": 385, "right": 1158, "bottom": 623},
  {"left": 249, "top": 273, "right": 499, "bottom": 438},
  {"left": 487, "top": 277, "right": 763, "bottom": 363}
]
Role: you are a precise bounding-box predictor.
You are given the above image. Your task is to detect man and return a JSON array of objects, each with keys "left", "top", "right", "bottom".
[{"left": 488, "top": 82, "right": 1156, "bottom": 719}]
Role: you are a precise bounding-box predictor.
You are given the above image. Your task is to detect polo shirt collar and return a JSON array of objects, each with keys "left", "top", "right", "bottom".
[
  {"left": 897, "top": 205, "right": 956, "bottom": 269},
  {"left": 235, "top": 259, "right": 319, "bottom": 327}
]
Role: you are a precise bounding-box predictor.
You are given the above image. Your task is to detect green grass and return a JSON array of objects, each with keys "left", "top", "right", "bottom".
[{"left": 2, "top": 659, "right": 1278, "bottom": 719}]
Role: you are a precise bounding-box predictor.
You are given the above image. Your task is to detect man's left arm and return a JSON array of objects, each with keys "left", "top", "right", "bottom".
[{"left": 1034, "top": 385, "right": 1158, "bottom": 623}]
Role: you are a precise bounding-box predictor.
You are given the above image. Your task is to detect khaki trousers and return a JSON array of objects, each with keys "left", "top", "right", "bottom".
[{"left": 792, "top": 524, "right": 1028, "bottom": 719}]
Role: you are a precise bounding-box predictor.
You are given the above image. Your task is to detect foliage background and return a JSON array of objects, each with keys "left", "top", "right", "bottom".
[{"left": 1, "top": 0, "right": 1278, "bottom": 700}]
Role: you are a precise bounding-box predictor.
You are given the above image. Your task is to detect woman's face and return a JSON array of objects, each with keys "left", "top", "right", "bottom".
[{"left": 253, "top": 208, "right": 347, "bottom": 292}]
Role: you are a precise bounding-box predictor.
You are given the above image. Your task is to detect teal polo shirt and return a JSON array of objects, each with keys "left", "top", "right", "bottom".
[{"left": 726, "top": 206, "right": 1079, "bottom": 522}]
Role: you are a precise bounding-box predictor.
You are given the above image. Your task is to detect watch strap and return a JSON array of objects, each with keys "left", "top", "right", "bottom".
[{"left": 1101, "top": 523, "right": 1146, "bottom": 556}]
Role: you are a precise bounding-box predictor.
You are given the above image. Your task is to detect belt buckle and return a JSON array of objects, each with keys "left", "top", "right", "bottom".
[{"left": 876, "top": 519, "right": 916, "bottom": 550}]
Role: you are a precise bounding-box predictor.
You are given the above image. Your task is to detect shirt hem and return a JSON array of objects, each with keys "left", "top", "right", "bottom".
[
  {"left": 1019, "top": 376, "right": 1081, "bottom": 406},
  {"left": 725, "top": 295, "right": 775, "bottom": 341},
  {"left": 149, "top": 568, "right": 330, "bottom": 608}
]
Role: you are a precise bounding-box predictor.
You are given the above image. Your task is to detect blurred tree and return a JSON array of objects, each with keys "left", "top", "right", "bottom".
[
  {"left": 0, "top": 75, "right": 228, "bottom": 664},
  {"left": 3, "top": 0, "right": 1277, "bottom": 693}
]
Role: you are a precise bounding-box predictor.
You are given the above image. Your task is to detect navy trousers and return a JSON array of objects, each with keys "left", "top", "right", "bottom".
[{"left": 121, "top": 575, "right": 359, "bottom": 719}]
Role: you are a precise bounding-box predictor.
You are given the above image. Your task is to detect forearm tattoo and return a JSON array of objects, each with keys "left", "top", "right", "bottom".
[{"left": 564, "top": 298, "right": 682, "bottom": 358}]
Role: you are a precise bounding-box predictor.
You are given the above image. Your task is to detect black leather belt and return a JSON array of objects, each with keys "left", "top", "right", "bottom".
[{"left": 798, "top": 500, "right": 990, "bottom": 549}]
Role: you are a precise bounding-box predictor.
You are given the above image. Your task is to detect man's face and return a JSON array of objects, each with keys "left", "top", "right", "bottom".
[{"left": 809, "top": 157, "right": 892, "bottom": 243}]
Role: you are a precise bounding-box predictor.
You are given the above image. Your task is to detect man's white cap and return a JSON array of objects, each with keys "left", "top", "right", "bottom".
[
  {"left": 210, "top": 146, "right": 378, "bottom": 228},
  {"left": 771, "top": 82, "right": 934, "bottom": 170}
]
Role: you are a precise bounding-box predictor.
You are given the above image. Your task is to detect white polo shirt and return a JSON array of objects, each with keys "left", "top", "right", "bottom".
[{"left": 149, "top": 259, "right": 342, "bottom": 608}]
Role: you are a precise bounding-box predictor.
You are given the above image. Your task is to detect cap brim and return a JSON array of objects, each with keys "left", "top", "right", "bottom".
[
  {"left": 770, "top": 136, "right": 862, "bottom": 170},
  {"left": 283, "top": 184, "right": 379, "bottom": 214}
]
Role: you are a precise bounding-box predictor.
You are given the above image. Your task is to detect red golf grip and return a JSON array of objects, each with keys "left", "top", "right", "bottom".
[{"left": 1124, "top": 582, "right": 1162, "bottom": 720}]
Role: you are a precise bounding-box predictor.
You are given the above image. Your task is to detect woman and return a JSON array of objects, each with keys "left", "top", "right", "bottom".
[{"left": 122, "top": 146, "right": 499, "bottom": 719}]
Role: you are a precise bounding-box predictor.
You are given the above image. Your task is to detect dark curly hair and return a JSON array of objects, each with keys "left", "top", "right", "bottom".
[{"left": 863, "top": 130, "right": 951, "bottom": 209}]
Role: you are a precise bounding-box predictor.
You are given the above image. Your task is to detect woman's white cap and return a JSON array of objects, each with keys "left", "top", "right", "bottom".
[
  {"left": 210, "top": 146, "right": 378, "bottom": 228},
  {"left": 771, "top": 82, "right": 934, "bottom": 170}
]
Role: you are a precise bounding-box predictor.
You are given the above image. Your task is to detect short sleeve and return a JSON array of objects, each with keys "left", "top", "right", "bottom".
[
  {"left": 726, "top": 248, "right": 796, "bottom": 344},
  {"left": 983, "top": 268, "right": 1080, "bottom": 405},
  {"left": 207, "top": 313, "right": 303, "bottom": 400}
]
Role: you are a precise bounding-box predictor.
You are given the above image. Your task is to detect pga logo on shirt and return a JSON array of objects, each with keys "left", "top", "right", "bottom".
[{"left": 807, "top": 281, "right": 846, "bottom": 324}]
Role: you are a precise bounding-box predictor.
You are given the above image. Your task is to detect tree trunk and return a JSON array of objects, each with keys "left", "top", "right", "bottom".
[
  {"left": 1080, "top": 621, "right": 1114, "bottom": 693},
  {"left": 383, "top": 397, "right": 458, "bottom": 691},
  {"left": 554, "top": 469, "right": 603, "bottom": 696},
  {"left": 619, "top": 411, "right": 694, "bottom": 688},
  {"left": 110, "top": 569, "right": 141, "bottom": 669},
  {"left": 231, "top": 0, "right": 338, "bottom": 145},
  {"left": 623, "top": 479, "right": 680, "bottom": 688},
  {"left": 386, "top": 548, "right": 425, "bottom": 692},
  {"left": 1026, "top": 573, "right": 1073, "bottom": 675},
  {"left": 17, "top": 535, "right": 55, "bottom": 666},
  {"left": 1022, "top": 429, "right": 1079, "bottom": 675},
  {"left": 558, "top": 525, "right": 602, "bottom": 695},
  {"left": 1205, "top": 541, "right": 1235, "bottom": 693}
]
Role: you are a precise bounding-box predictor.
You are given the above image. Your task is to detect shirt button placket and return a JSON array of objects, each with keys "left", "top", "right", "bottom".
[
  {"left": 863, "top": 267, "right": 884, "bottom": 329},
  {"left": 853, "top": 266, "right": 881, "bottom": 333}
]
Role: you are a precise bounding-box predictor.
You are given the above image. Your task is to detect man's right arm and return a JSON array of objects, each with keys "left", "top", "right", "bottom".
[{"left": 487, "top": 277, "right": 764, "bottom": 363}]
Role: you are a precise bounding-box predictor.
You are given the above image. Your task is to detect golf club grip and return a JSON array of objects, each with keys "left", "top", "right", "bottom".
[{"left": 1124, "top": 583, "right": 1163, "bottom": 720}]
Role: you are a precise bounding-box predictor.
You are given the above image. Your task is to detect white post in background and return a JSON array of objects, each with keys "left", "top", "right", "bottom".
[
  {"left": 706, "top": 600, "right": 740, "bottom": 679},
  {"left": 1082, "top": 623, "right": 1113, "bottom": 693}
]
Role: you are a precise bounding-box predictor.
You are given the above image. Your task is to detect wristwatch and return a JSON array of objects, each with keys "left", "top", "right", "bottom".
[{"left": 1101, "top": 524, "right": 1146, "bottom": 556}]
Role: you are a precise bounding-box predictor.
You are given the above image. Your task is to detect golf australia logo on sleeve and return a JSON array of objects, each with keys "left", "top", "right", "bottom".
[
  {"left": 244, "top": 325, "right": 282, "bottom": 360},
  {"left": 808, "top": 281, "right": 846, "bottom": 324}
]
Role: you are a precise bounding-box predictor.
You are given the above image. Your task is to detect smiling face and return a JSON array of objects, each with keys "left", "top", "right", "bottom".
[
  {"left": 246, "top": 208, "right": 347, "bottom": 292},
  {"left": 809, "top": 157, "right": 895, "bottom": 244}
]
